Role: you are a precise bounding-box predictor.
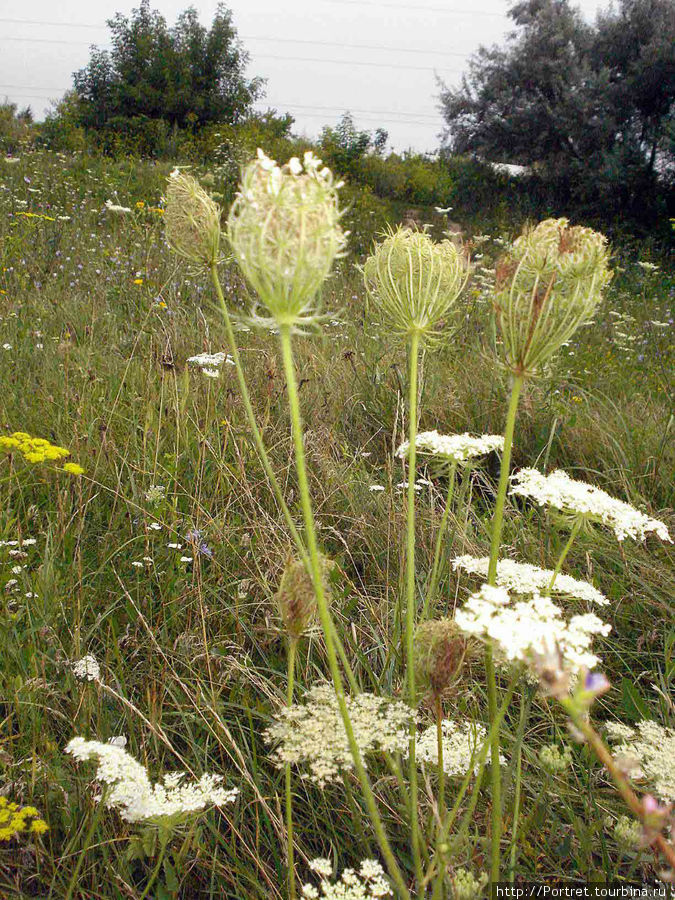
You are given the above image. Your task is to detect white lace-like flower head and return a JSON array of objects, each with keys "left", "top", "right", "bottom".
[
  {"left": 396, "top": 432, "right": 503, "bottom": 465},
  {"left": 605, "top": 720, "right": 675, "bottom": 802},
  {"left": 72, "top": 655, "right": 101, "bottom": 682},
  {"left": 510, "top": 468, "right": 671, "bottom": 543},
  {"left": 452, "top": 555, "right": 608, "bottom": 606},
  {"left": 65, "top": 738, "right": 238, "bottom": 824},
  {"left": 454, "top": 584, "right": 610, "bottom": 678},
  {"left": 302, "top": 858, "right": 392, "bottom": 898},
  {"left": 413, "top": 719, "right": 506, "bottom": 776},
  {"left": 265, "top": 684, "right": 413, "bottom": 787}
]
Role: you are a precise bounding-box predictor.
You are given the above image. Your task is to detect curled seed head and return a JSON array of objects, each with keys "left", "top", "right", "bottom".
[
  {"left": 414, "top": 618, "right": 470, "bottom": 702},
  {"left": 275, "top": 554, "right": 334, "bottom": 639},
  {"left": 494, "top": 217, "right": 612, "bottom": 376},
  {"left": 227, "top": 149, "right": 347, "bottom": 330},
  {"left": 164, "top": 170, "right": 222, "bottom": 267},
  {"left": 362, "top": 225, "right": 469, "bottom": 345}
]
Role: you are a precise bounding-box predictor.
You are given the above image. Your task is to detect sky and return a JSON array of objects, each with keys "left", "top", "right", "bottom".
[{"left": 1, "top": 0, "right": 611, "bottom": 153}]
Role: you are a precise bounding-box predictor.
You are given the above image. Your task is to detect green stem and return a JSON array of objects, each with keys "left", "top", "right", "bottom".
[
  {"left": 210, "top": 264, "right": 308, "bottom": 567},
  {"left": 138, "top": 841, "right": 169, "bottom": 900},
  {"left": 508, "top": 689, "right": 531, "bottom": 883},
  {"left": 435, "top": 696, "right": 445, "bottom": 840},
  {"left": 485, "top": 373, "right": 524, "bottom": 885},
  {"left": 63, "top": 792, "right": 108, "bottom": 900},
  {"left": 422, "top": 463, "right": 457, "bottom": 621},
  {"left": 279, "top": 325, "right": 410, "bottom": 900},
  {"left": 404, "top": 330, "right": 424, "bottom": 890},
  {"left": 285, "top": 638, "right": 298, "bottom": 900},
  {"left": 212, "top": 266, "right": 360, "bottom": 697},
  {"left": 547, "top": 517, "right": 582, "bottom": 593}
]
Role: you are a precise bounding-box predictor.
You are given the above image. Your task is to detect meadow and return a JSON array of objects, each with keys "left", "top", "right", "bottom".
[{"left": 0, "top": 148, "right": 673, "bottom": 899}]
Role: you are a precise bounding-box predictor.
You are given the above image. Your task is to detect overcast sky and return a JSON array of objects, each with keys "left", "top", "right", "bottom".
[{"left": 1, "top": 0, "right": 610, "bottom": 153}]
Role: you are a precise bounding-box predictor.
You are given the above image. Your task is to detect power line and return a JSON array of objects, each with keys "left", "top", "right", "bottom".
[
  {"left": 323, "top": 0, "right": 502, "bottom": 15},
  {"left": 0, "top": 17, "right": 477, "bottom": 57},
  {"left": 0, "top": 38, "right": 461, "bottom": 73}
]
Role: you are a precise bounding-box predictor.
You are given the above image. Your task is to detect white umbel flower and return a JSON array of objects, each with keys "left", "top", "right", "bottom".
[
  {"left": 104, "top": 200, "right": 132, "bottom": 215},
  {"left": 605, "top": 720, "right": 675, "bottom": 802},
  {"left": 187, "top": 351, "right": 234, "bottom": 378},
  {"left": 65, "top": 738, "right": 238, "bottom": 823},
  {"left": 452, "top": 555, "right": 608, "bottom": 606},
  {"left": 509, "top": 468, "right": 672, "bottom": 543},
  {"left": 454, "top": 584, "right": 610, "bottom": 674},
  {"left": 302, "top": 858, "right": 392, "bottom": 899},
  {"left": 413, "top": 719, "right": 505, "bottom": 776},
  {"left": 265, "top": 684, "right": 413, "bottom": 787},
  {"left": 396, "top": 432, "right": 504, "bottom": 465},
  {"left": 72, "top": 655, "right": 101, "bottom": 682}
]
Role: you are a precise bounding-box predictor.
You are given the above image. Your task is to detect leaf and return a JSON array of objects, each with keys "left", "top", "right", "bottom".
[{"left": 621, "top": 678, "right": 651, "bottom": 721}]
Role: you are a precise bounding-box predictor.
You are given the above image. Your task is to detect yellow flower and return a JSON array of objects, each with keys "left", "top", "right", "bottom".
[
  {"left": 63, "top": 462, "right": 85, "bottom": 476},
  {"left": 0, "top": 797, "right": 48, "bottom": 841},
  {"left": 136, "top": 201, "right": 145, "bottom": 209},
  {"left": 133, "top": 278, "right": 144, "bottom": 286}
]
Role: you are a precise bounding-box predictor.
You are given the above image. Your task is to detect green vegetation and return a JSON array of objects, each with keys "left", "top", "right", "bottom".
[{"left": 0, "top": 146, "right": 673, "bottom": 898}]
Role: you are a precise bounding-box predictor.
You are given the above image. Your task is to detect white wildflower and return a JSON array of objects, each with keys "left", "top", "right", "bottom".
[
  {"left": 104, "top": 200, "right": 132, "bottom": 215},
  {"left": 72, "top": 655, "right": 101, "bottom": 682},
  {"left": 538, "top": 743, "right": 573, "bottom": 775},
  {"left": 265, "top": 684, "right": 413, "bottom": 787},
  {"left": 302, "top": 858, "right": 391, "bottom": 899},
  {"left": 187, "top": 351, "right": 234, "bottom": 378},
  {"left": 65, "top": 737, "right": 238, "bottom": 823},
  {"left": 396, "top": 431, "right": 503, "bottom": 465},
  {"left": 413, "top": 719, "right": 505, "bottom": 776},
  {"left": 369, "top": 485, "right": 385, "bottom": 492},
  {"left": 605, "top": 720, "right": 675, "bottom": 802},
  {"left": 452, "top": 555, "right": 608, "bottom": 606},
  {"left": 510, "top": 468, "right": 671, "bottom": 543},
  {"left": 452, "top": 869, "right": 489, "bottom": 900},
  {"left": 454, "top": 585, "right": 610, "bottom": 675},
  {"left": 612, "top": 815, "right": 643, "bottom": 850}
]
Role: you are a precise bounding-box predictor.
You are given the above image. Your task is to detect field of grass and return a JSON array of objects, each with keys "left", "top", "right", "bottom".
[{"left": 0, "top": 149, "right": 673, "bottom": 899}]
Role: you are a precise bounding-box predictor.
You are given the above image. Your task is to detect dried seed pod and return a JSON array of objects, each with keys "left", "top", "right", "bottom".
[
  {"left": 494, "top": 217, "right": 612, "bottom": 376},
  {"left": 275, "top": 554, "right": 334, "bottom": 639},
  {"left": 164, "top": 170, "right": 222, "bottom": 267},
  {"left": 414, "top": 617, "right": 469, "bottom": 702}
]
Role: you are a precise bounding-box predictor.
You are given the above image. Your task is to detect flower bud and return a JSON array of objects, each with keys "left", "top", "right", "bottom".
[
  {"left": 275, "top": 554, "right": 334, "bottom": 639},
  {"left": 414, "top": 618, "right": 469, "bottom": 702},
  {"left": 164, "top": 170, "right": 222, "bottom": 267},
  {"left": 363, "top": 225, "right": 468, "bottom": 344},
  {"left": 494, "top": 217, "right": 612, "bottom": 376},
  {"left": 227, "top": 149, "right": 347, "bottom": 329}
]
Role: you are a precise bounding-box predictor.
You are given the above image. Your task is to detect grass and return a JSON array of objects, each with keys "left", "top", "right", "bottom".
[{"left": 0, "top": 149, "right": 673, "bottom": 898}]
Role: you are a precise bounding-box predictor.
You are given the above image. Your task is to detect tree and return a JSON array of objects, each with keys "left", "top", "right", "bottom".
[
  {"left": 439, "top": 0, "right": 675, "bottom": 220},
  {"left": 319, "top": 113, "right": 388, "bottom": 174},
  {"left": 72, "top": 1, "right": 263, "bottom": 131}
]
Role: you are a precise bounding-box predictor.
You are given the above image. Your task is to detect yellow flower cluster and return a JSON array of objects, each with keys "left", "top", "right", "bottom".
[
  {"left": 0, "top": 432, "right": 84, "bottom": 475},
  {"left": 0, "top": 796, "right": 48, "bottom": 841}
]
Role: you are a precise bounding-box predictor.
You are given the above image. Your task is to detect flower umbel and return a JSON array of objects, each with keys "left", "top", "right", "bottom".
[
  {"left": 413, "top": 719, "right": 505, "bottom": 776},
  {"left": 452, "top": 555, "right": 608, "bottom": 606},
  {"left": 396, "top": 432, "right": 503, "bottom": 466},
  {"left": 227, "top": 149, "right": 346, "bottom": 330},
  {"left": 265, "top": 684, "right": 413, "bottom": 787},
  {"left": 454, "top": 584, "right": 610, "bottom": 678},
  {"left": 164, "top": 170, "right": 222, "bottom": 267},
  {"left": 302, "top": 858, "right": 392, "bottom": 899},
  {"left": 493, "top": 218, "right": 612, "bottom": 375},
  {"left": 605, "top": 721, "right": 675, "bottom": 802},
  {"left": 363, "top": 226, "right": 468, "bottom": 343},
  {"left": 509, "top": 468, "right": 672, "bottom": 543},
  {"left": 65, "top": 737, "right": 238, "bottom": 824}
]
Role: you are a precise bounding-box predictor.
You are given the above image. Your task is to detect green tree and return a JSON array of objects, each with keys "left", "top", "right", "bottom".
[
  {"left": 72, "top": 1, "right": 262, "bottom": 131},
  {"left": 439, "top": 0, "right": 675, "bottom": 221}
]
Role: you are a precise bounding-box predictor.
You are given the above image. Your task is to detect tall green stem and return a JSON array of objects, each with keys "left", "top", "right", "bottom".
[
  {"left": 138, "top": 841, "right": 169, "bottom": 900},
  {"left": 404, "top": 330, "right": 423, "bottom": 889},
  {"left": 285, "top": 638, "right": 298, "bottom": 900},
  {"left": 547, "top": 518, "right": 582, "bottom": 592},
  {"left": 211, "top": 267, "right": 359, "bottom": 694},
  {"left": 210, "top": 265, "right": 307, "bottom": 566},
  {"left": 279, "top": 325, "right": 410, "bottom": 900},
  {"left": 485, "top": 373, "right": 525, "bottom": 884},
  {"left": 422, "top": 463, "right": 457, "bottom": 621},
  {"left": 435, "top": 697, "right": 445, "bottom": 843}
]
